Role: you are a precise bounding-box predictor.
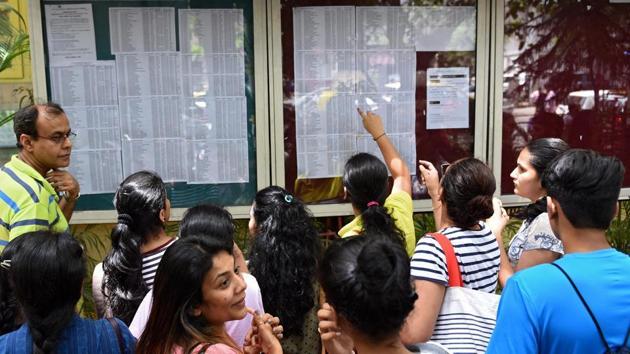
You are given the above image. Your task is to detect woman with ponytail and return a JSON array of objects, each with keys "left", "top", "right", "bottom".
[
  {"left": 0, "top": 231, "right": 135, "bottom": 354},
  {"left": 247, "top": 186, "right": 321, "bottom": 354},
  {"left": 340, "top": 109, "right": 414, "bottom": 255},
  {"left": 401, "top": 158, "right": 500, "bottom": 345},
  {"left": 486, "top": 138, "right": 568, "bottom": 287},
  {"left": 318, "top": 235, "right": 449, "bottom": 354},
  {"left": 93, "top": 170, "right": 175, "bottom": 324}
]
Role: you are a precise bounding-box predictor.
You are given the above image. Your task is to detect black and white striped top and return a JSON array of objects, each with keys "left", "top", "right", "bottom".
[
  {"left": 142, "top": 238, "right": 177, "bottom": 289},
  {"left": 410, "top": 222, "right": 500, "bottom": 293}
]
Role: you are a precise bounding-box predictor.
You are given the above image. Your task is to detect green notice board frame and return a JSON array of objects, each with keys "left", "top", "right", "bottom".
[{"left": 29, "top": 0, "right": 270, "bottom": 222}]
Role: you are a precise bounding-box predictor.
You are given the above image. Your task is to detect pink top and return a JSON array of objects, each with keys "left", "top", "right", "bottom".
[{"left": 172, "top": 343, "right": 240, "bottom": 354}]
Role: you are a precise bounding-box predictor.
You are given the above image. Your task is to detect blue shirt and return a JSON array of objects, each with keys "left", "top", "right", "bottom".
[
  {"left": 0, "top": 316, "right": 136, "bottom": 354},
  {"left": 487, "top": 248, "right": 630, "bottom": 354}
]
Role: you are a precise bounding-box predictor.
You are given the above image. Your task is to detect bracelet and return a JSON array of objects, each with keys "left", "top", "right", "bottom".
[
  {"left": 373, "top": 132, "right": 386, "bottom": 141},
  {"left": 65, "top": 191, "right": 80, "bottom": 201}
]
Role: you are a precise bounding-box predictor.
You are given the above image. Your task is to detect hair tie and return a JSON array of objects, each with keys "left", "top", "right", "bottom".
[
  {"left": 117, "top": 213, "right": 133, "bottom": 226},
  {"left": 0, "top": 259, "right": 11, "bottom": 270},
  {"left": 284, "top": 194, "right": 294, "bottom": 203},
  {"left": 367, "top": 201, "right": 379, "bottom": 207}
]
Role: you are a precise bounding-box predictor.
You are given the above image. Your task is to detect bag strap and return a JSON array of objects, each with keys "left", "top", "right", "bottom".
[
  {"left": 106, "top": 317, "right": 126, "bottom": 354},
  {"left": 550, "top": 263, "right": 621, "bottom": 353},
  {"left": 427, "top": 233, "right": 463, "bottom": 287}
]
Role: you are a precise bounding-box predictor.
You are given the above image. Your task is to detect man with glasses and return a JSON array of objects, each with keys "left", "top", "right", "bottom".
[{"left": 0, "top": 102, "right": 80, "bottom": 251}]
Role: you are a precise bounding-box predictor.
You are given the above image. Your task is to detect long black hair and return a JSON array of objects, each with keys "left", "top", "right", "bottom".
[
  {"left": 136, "top": 236, "right": 234, "bottom": 354},
  {"left": 247, "top": 186, "right": 321, "bottom": 337},
  {"left": 9, "top": 231, "right": 85, "bottom": 354},
  {"left": 102, "top": 170, "right": 167, "bottom": 324},
  {"left": 0, "top": 236, "right": 27, "bottom": 335},
  {"left": 441, "top": 158, "right": 496, "bottom": 228},
  {"left": 343, "top": 153, "right": 403, "bottom": 245},
  {"left": 320, "top": 234, "right": 416, "bottom": 342},
  {"left": 517, "top": 138, "right": 569, "bottom": 222}
]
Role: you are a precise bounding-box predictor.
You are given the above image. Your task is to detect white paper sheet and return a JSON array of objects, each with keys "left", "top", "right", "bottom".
[
  {"left": 411, "top": 6, "right": 476, "bottom": 52},
  {"left": 115, "top": 53, "right": 181, "bottom": 97},
  {"left": 119, "top": 96, "right": 182, "bottom": 139},
  {"left": 294, "top": 6, "right": 417, "bottom": 178},
  {"left": 109, "top": 7, "right": 176, "bottom": 53},
  {"left": 426, "top": 67, "right": 470, "bottom": 129},
  {"left": 122, "top": 139, "right": 187, "bottom": 182},
  {"left": 44, "top": 4, "right": 97, "bottom": 65},
  {"left": 356, "top": 6, "right": 414, "bottom": 50},
  {"left": 179, "top": 9, "right": 249, "bottom": 184},
  {"left": 50, "top": 61, "right": 117, "bottom": 106},
  {"left": 187, "top": 140, "right": 249, "bottom": 184},
  {"left": 179, "top": 9, "right": 244, "bottom": 54},
  {"left": 182, "top": 97, "right": 247, "bottom": 140},
  {"left": 68, "top": 149, "right": 122, "bottom": 194}
]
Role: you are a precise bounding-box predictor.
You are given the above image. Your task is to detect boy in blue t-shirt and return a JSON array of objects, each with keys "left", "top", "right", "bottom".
[{"left": 487, "top": 149, "right": 630, "bottom": 354}]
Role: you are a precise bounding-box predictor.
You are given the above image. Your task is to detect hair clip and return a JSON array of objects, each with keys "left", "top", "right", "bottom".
[
  {"left": 284, "top": 194, "right": 294, "bottom": 203},
  {"left": 367, "top": 201, "right": 380, "bottom": 207},
  {"left": 0, "top": 259, "right": 11, "bottom": 270}
]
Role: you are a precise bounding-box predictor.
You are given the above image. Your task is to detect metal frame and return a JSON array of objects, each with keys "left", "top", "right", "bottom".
[
  {"left": 269, "top": 0, "right": 493, "bottom": 216},
  {"left": 28, "top": 0, "right": 271, "bottom": 223}
]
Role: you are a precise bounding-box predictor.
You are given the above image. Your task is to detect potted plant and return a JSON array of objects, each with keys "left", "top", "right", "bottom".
[{"left": 0, "top": 2, "right": 31, "bottom": 127}]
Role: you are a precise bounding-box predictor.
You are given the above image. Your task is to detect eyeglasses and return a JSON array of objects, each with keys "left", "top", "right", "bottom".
[{"left": 35, "top": 131, "right": 77, "bottom": 145}]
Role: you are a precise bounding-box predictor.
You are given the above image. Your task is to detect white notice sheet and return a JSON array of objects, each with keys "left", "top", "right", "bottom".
[
  {"left": 109, "top": 7, "right": 176, "bottom": 53},
  {"left": 179, "top": 9, "right": 249, "bottom": 184},
  {"left": 50, "top": 61, "right": 117, "bottom": 106},
  {"left": 293, "top": 6, "right": 417, "bottom": 178},
  {"left": 44, "top": 4, "right": 96, "bottom": 65},
  {"left": 69, "top": 150, "right": 123, "bottom": 195},
  {"left": 122, "top": 139, "right": 187, "bottom": 182},
  {"left": 50, "top": 61, "right": 123, "bottom": 194},
  {"left": 411, "top": 6, "right": 476, "bottom": 52},
  {"left": 115, "top": 53, "right": 181, "bottom": 97},
  {"left": 426, "top": 67, "right": 470, "bottom": 129},
  {"left": 355, "top": 7, "right": 416, "bottom": 174},
  {"left": 293, "top": 6, "right": 358, "bottom": 178}
]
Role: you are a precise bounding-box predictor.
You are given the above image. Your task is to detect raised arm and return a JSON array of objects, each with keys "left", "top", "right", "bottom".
[
  {"left": 418, "top": 160, "right": 442, "bottom": 230},
  {"left": 358, "top": 108, "right": 411, "bottom": 195}
]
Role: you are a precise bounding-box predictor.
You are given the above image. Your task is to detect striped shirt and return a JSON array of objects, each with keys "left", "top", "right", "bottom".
[
  {"left": 0, "top": 315, "right": 135, "bottom": 354},
  {"left": 410, "top": 222, "right": 500, "bottom": 293},
  {"left": 142, "top": 237, "right": 177, "bottom": 289},
  {"left": 0, "top": 155, "right": 68, "bottom": 251}
]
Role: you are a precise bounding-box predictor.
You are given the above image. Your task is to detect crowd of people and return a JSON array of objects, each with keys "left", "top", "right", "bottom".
[{"left": 0, "top": 103, "right": 628, "bottom": 354}]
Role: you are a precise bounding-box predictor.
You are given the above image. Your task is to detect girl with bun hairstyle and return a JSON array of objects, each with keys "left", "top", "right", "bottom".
[
  {"left": 317, "top": 234, "right": 449, "bottom": 354},
  {"left": 401, "top": 158, "right": 500, "bottom": 345}
]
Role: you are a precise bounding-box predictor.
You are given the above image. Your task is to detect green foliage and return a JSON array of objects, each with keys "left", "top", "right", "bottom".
[
  {"left": 607, "top": 200, "right": 630, "bottom": 254},
  {"left": 0, "top": 4, "right": 32, "bottom": 128},
  {"left": 505, "top": 1, "right": 630, "bottom": 107},
  {"left": 0, "top": 3, "right": 30, "bottom": 73},
  {"left": 413, "top": 212, "right": 436, "bottom": 243}
]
